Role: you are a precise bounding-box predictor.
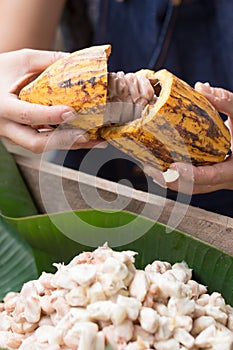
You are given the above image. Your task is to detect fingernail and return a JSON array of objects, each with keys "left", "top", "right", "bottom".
[
  {"left": 163, "top": 169, "right": 179, "bottom": 183},
  {"left": 196, "top": 81, "right": 211, "bottom": 93},
  {"left": 61, "top": 110, "right": 77, "bottom": 122}
]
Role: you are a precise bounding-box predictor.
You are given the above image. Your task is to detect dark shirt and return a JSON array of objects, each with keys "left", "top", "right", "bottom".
[{"left": 59, "top": 0, "right": 233, "bottom": 217}]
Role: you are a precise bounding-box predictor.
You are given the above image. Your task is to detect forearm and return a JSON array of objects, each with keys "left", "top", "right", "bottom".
[{"left": 0, "top": 0, "right": 66, "bottom": 52}]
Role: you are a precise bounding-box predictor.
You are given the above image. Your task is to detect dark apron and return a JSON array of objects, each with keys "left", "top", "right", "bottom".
[{"left": 59, "top": 0, "right": 233, "bottom": 217}]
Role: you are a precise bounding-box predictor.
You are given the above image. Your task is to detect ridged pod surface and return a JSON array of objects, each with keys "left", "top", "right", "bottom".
[
  {"left": 19, "top": 45, "right": 231, "bottom": 171},
  {"left": 99, "top": 69, "right": 231, "bottom": 170},
  {"left": 19, "top": 45, "right": 111, "bottom": 130}
]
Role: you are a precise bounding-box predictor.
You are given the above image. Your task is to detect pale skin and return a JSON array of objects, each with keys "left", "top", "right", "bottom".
[
  {"left": 0, "top": 0, "right": 66, "bottom": 52},
  {"left": 0, "top": 49, "right": 104, "bottom": 153},
  {"left": 0, "top": 0, "right": 232, "bottom": 193}
]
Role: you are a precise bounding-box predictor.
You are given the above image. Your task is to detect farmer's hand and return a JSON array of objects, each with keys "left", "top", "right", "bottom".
[
  {"left": 144, "top": 82, "right": 233, "bottom": 194},
  {"left": 0, "top": 49, "right": 104, "bottom": 153}
]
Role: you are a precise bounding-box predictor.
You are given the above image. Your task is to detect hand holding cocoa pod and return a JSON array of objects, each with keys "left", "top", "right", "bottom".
[
  {"left": 144, "top": 83, "right": 233, "bottom": 194},
  {"left": 0, "top": 49, "right": 104, "bottom": 153}
]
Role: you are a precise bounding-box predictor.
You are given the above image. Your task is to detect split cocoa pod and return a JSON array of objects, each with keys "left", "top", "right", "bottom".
[{"left": 19, "top": 45, "right": 231, "bottom": 171}]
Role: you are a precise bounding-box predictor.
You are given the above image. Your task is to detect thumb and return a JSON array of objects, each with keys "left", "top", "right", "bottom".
[
  {"left": 8, "top": 49, "right": 70, "bottom": 94},
  {"left": 195, "top": 82, "right": 233, "bottom": 118},
  {"left": 18, "top": 48, "right": 69, "bottom": 74}
]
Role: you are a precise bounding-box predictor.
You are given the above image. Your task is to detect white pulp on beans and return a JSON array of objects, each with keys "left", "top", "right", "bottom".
[
  {"left": 0, "top": 244, "right": 232, "bottom": 349},
  {"left": 106, "top": 72, "right": 157, "bottom": 124}
]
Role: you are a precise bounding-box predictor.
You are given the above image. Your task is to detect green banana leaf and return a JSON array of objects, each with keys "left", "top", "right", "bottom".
[
  {"left": 0, "top": 141, "right": 38, "bottom": 217},
  {"left": 0, "top": 140, "right": 39, "bottom": 300},
  {"left": 4, "top": 209, "right": 233, "bottom": 306},
  {"left": 0, "top": 217, "right": 37, "bottom": 300}
]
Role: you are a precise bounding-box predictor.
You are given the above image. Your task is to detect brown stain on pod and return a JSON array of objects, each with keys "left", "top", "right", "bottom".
[
  {"left": 99, "top": 69, "right": 231, "bottom": 170},
  {"left": 19, "top": 46, "right": 231, "bottom": 171},
  {"left": 19, "top": 45, "right": 111, "bottom": 130}
]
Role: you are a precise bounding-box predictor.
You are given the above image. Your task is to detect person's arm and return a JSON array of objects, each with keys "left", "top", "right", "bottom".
[
  {"left": 144, "top": 83, "right": 233, "bottom": 194},
  {"left": 0, "top": 0, "right": 66, "bottom": 51}
]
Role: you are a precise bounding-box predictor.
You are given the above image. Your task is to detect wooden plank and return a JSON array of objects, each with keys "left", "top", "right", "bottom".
[{"left": 14, "top": 153, "right": 233, "bottom": 255}]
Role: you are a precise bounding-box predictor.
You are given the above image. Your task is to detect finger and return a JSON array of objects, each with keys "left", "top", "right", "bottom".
[
  {"left": 171, "top": 157, "right": 233, "bottom": 186},
  {"left": 1, "top": 97, "right": 77, "bottom": 125},
  {"left": 144, "top": 163, "right": 224, "bottom": 194},
  {"left": 195, "top": 82, "right": 233, "bottom": 117},
  {"left": 162, "top": 168, "right": 194, "bottom": 194},
  {"left": 2, "top": 121, "right": 104, "bottom": 153},
  {"left": 144, "top": 164, "right": 195, "bottom": 193},
  {"left": 152, "top": 165, "right": 218, "bottom": 194},
  {"left": 165, "top": 178, "right": 222, "bottom": 194},
  {"left": 144, "top": 164, "right": 181, "bottom": 185},
  {"left": 143, "top": 164, "right": 167, "bottom": 187},
  {"left": 2, "top": 50, "right": 69, "bottom": 93}
]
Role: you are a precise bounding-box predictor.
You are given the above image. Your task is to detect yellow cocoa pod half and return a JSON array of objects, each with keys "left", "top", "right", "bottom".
[
  {"left": 19, "top": 45, "right": 231, "bottom": 171},
  {"left": 100, "top": 69, "right": 231, "bottom": 170},
  {"left": 19, "top": 45, "right": 111, "bottom": 130}
]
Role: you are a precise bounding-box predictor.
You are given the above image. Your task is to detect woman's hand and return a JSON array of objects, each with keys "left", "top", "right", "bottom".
[
  {"left": 144, "top": 82, "right": 233, "bottom": 194},
  {"left": 0, "top": 49, "right": 104, "bottom": 153}
]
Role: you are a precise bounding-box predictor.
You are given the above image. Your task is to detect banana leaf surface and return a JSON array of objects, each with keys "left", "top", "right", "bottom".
[
  {"left": 0, "top": 140, "right": 38, "bottom": 300},
  {"left": 0, "top": 141, "right": 38, "bottom": 218}
]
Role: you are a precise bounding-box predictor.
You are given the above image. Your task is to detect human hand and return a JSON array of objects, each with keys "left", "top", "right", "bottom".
[
  {"left": 0, "top": 49, "right": 104, "bottom": 153},
  {"left": 144, "top": 82, "right": 233, "bottom": 194}
]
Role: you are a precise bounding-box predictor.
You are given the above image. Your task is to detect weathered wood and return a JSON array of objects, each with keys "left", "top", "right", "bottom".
[{"left": 14, "top": 153, "right": 233, "bottom": 256}]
